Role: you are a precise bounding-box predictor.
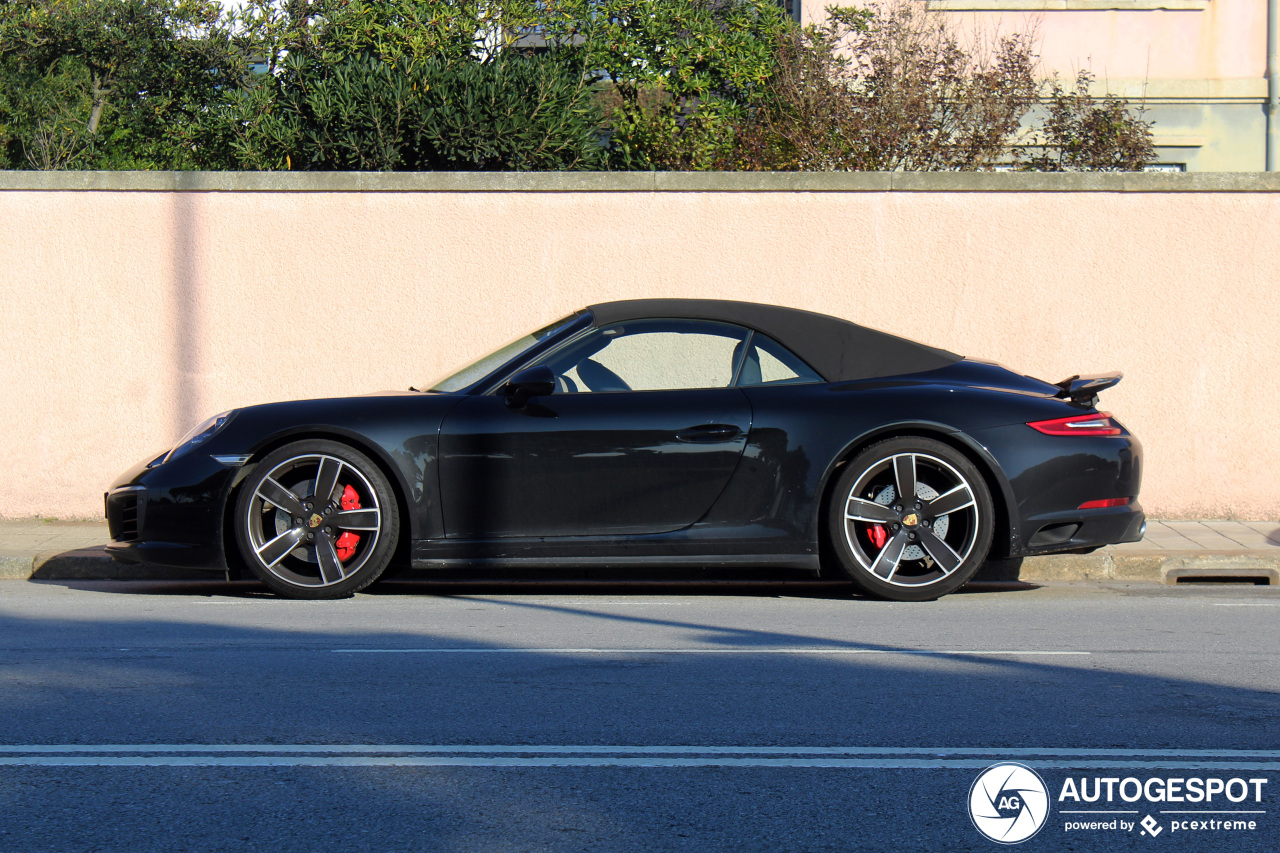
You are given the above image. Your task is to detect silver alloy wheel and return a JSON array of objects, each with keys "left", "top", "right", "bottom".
[
  {"left": 242, "top": 453, "right": 382, "bottom": 588},
  {"left": 841, "top": 451, "right": 980, "bottom": 587}
]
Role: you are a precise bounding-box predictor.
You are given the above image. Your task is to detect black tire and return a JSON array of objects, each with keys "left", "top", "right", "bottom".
[
  {"left": 826, "top": 437, "right": 994, "bottom": 601},
  {"left": 234, "top": 439, "right": 400, "bottom": 599}
]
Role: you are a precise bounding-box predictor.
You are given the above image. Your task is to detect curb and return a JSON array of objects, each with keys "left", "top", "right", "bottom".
[
  {"left": 1016, "top": 551, "right": 1280, "bottom": 584},
  {"left": 0, "top": 547, "right": 214, "bottom": 582},
  {"left": 2, "top": 546, "right": 1277, "bottom": 585}
]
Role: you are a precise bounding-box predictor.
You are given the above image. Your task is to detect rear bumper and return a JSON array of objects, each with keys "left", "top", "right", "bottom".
[
  {"left": 1018, "top": 502, "right": 1146, "bottom": 556},
  {"left": 971, "top": 422, "right": 1144, "bottom": 558}
]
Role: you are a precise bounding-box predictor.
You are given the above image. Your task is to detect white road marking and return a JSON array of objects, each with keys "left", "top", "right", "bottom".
[
  {"left": 5, "top": 745, "right": 1279, "bottom": 756},
  {"left": 330, "top": 648, "right": 1092, "bottom": 656},
  {"left": 2, "top": 757, "right": 1279, "bottom": 768},
  {"left": 0, "top": 745, "right": 1276, "bottom": 769},
  {"left": 1, "top": 756, "right": 1277, "bottom": 769}
]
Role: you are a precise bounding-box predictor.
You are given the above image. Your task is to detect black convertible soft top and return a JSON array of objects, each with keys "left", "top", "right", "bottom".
[{"left": 586, "top": 299, "right": 961, "bottom": 382}]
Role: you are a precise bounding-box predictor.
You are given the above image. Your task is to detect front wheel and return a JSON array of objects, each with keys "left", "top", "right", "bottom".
[
  {"left": 827, "top": 437, "right": 994, "bottom": 601},
  {"left": 234, "top": 440, "right": 400, "bottom": 599}
]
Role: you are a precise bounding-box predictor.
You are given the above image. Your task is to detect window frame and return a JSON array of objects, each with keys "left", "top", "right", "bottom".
[
  {"left": 732, "top": 330, "right": 825, "bottom": 388},
  {"left": 489, "top": 317, "right": 824, "bottom": 395},
  {"left": 528, "top": 318, "right": 750, "bottom": 394}
]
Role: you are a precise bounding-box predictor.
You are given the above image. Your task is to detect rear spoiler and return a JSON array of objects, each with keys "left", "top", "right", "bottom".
[{"left": 1053, "top": 372, "right": 1122, "bottom": 408}]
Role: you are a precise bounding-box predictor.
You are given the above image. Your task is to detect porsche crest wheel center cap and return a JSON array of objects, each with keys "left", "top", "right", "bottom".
[
  {"left": 307, "top": 513, "right": 324, "bottom": 529},
  {"left": 901, "top": 512, "right": 919, "bottom": 527}
]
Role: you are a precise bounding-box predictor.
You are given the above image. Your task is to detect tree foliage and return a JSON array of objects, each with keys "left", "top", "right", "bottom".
[
  {"left": 227, "top": 0, "right": 550, "bottom": 72},
  {"left": 0, "top": 53, "right": 92, "bottom": 168},
  {"left": 224, "top": 0, "right": 792, "bottom": 171},
  {"left": 0, "top": 0, "right": 1157, "bottom": 172},
  {"left": 0, "top": 0, "right": 243, "bottom": 169},
  {"left": 585, "top": 0, "right": 792, "bottom": 169}
]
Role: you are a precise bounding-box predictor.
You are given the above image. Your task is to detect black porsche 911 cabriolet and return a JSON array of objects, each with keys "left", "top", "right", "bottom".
[{"left": 105, "top": 299, "right": 1143, "bottom": 601}]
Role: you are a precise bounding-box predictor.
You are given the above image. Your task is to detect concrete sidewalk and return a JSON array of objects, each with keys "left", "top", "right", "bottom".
[
  {"left": 0, "top": 518, "right": 1277, "bottom": 586},
  {"left": 1013, "top": 520, "right": 1280, "bottom": 584},
  {"left": 0, "top": 520, "right": 211, "bottom": 582}
]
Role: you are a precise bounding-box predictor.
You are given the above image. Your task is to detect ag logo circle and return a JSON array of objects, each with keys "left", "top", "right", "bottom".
[{"left": 968, "top": 762, "right": 1050, "bottom": 844}]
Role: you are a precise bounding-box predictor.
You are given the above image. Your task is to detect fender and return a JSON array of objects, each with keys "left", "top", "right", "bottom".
[
  {"left": 244, "top": 424, "right": 434, "bottom": 541},
  {"left": 812, "top": 419, "right": 1020, "bottom": 559}
]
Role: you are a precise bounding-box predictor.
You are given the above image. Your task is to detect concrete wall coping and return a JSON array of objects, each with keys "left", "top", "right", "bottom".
[{"left": 2, "top": 170, "right": 1279, "bottom": 193}]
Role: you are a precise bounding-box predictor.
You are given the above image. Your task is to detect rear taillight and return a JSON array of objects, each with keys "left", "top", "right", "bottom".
[
  {"left": 1027, "top": 412, "right": 1122, "bottom": 437},
  {"left": 1079, "top": 497, "right": 1131, "bottom": 509}
]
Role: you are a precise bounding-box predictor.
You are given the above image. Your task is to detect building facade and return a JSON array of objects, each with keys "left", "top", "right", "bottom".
[{"left": 796, "top": 0, "right": 1272, "bottom": 171}]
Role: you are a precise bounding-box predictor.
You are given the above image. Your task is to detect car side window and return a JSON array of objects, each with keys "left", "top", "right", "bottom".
[
  {"left": 537, "top": 320, "right": 749, "bottom": 393},
  {"left": 734, "top": 333, "right": 823, "bottom": 387}
]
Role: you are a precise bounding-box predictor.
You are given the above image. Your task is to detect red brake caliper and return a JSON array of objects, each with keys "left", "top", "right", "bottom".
[
  {"left": 335, "top": 484, "right": 361, "bottom": 562},
  {"left": 866, "top": 524, "right": 888, "bottom": 550}
]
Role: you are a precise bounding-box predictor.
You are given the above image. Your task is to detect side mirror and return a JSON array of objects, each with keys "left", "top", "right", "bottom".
[{"left": 502, "top": 365, "right": 556, "bottom": 408}]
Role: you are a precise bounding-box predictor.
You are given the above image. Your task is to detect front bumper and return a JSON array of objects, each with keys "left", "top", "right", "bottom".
[{"left": 103, "top": 451, "right": 242, "bottom": 571}]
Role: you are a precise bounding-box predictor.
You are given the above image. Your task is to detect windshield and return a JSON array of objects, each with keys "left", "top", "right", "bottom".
[{"left": 424, "top": 313, "right": 583, "bottom": 393}]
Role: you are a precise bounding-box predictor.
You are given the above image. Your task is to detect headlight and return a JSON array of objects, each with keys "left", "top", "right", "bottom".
[{"left": 164, "top": 410, "right": 237, "bottom": 463}]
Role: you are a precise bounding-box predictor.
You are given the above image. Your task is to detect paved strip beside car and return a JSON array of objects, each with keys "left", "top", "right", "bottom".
[{"left": 1, "top": 519, "right": 1276, "bottom": 586}]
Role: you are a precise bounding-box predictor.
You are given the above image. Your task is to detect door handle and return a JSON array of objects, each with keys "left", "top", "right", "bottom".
[{"left": 676, "top": 424, "right": 743, "bottom": 443}]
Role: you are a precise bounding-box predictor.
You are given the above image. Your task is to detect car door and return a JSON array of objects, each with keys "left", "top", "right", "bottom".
[{"left": 438, "top": 319, "right": 754, "bottom": 539}]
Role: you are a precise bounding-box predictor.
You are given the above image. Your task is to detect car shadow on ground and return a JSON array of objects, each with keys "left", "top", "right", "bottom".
[
  {"left": 31, "top": 572, "right": 1042, "bottom": 600},
  {"left": 28, "top": 544, "right": 1040, "bottom": 597}
]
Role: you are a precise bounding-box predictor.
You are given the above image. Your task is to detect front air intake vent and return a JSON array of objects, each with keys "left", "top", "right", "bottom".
[
  {"left": 106, "top": 490, "right": 143, "bottom": 542},
  {"left": 118, "top": 496, "right": 139, "bottom": 540}
]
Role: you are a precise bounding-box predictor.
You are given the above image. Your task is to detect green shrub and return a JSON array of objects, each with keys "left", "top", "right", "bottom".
[
  {"left": 1019, "top": 71, "right": 1155, "bottom": 172},
  {"left": 221, "top": 54, "right": 604, "bottom": 171}
]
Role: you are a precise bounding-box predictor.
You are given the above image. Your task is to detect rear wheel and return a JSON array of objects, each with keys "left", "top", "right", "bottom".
[
  {"left": 827, "top": 437, "right": 993, "bottom": 601},
  {"left": 234, "top": 440, "right": 399, "bottom": 599}
]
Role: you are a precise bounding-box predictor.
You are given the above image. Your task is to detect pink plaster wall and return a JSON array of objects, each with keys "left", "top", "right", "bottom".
[
  {"left": 807, "top": 0, "right": 1265, "bottom": 82},
  {"left": 2, "top": 187, "right": 1276, "bottom": 519},
  {"left": 966, "top": 1, "right": 1265, "bottom": 82}
]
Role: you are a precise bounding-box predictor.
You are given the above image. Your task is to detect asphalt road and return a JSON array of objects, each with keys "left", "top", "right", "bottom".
[{"left": 0, "top": 577, "right": 1277, "bottom": 852}]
